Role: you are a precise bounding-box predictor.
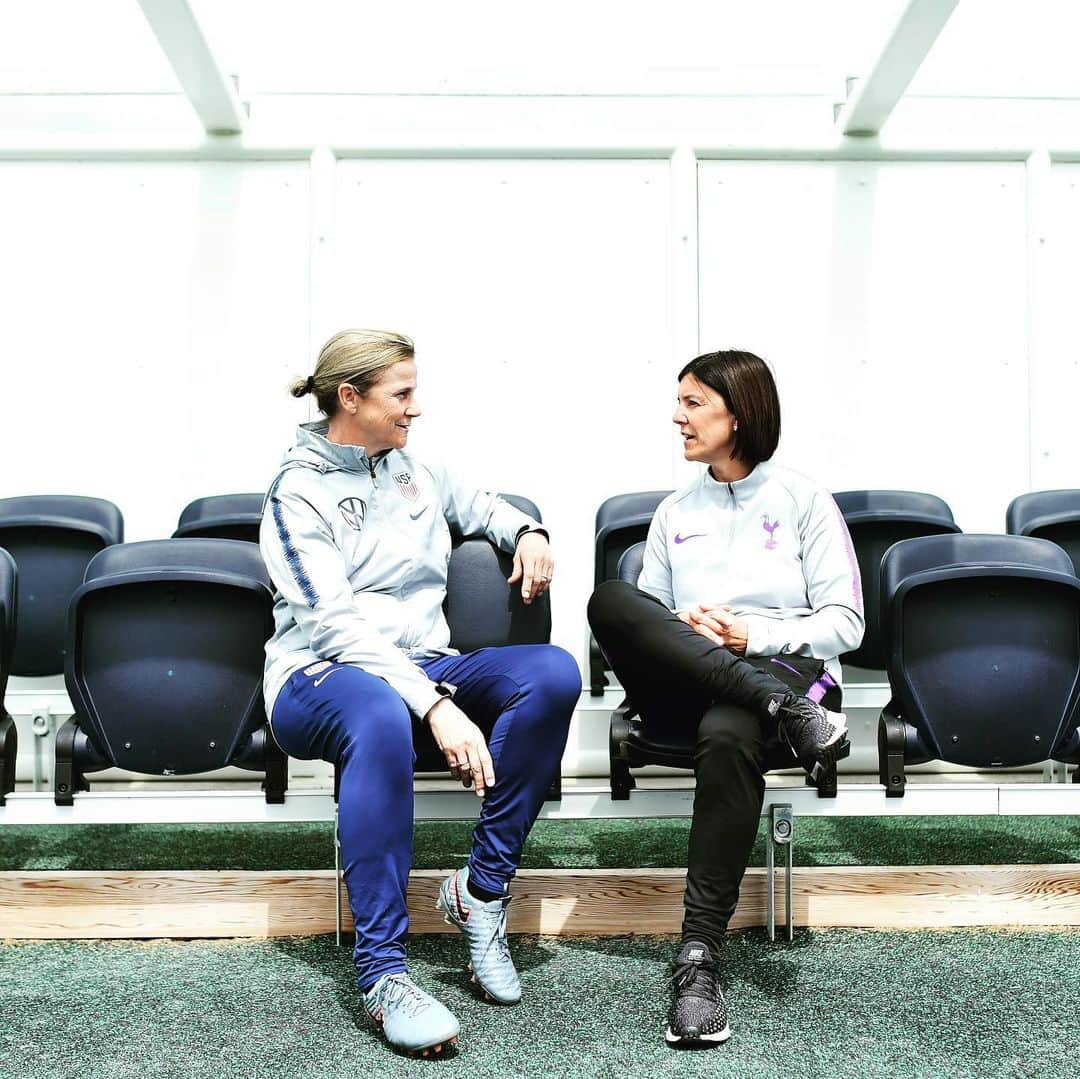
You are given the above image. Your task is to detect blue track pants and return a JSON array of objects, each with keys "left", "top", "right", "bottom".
[{"left": 271, "top": 644, "right": 580, "bottom": 990}]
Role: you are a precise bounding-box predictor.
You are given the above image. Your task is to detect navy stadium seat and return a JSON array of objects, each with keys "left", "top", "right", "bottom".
[
  {"left": 0, "top": 548, "right": 16, "bottom": 804},
  {"left": 877, "top": 533, "right": 1080, "bottom": 796},
  {"left": 0, "top": 496, "right": 123, "bottom": 676},
  {"left": 53, "top": 538, "right": 285, "bottom": 805},
  {"left": 617, "top": 541, "right": 647, "bottom": 593},
  {"left": 442, "top": 493, "right": 550, "bottom": 661},
  {"left": 606, "top": 542, "right": 844, "bottom": 800},
  {"left": 173, "top": 493, "right": 264, "bottom": 544},
  {"left": 1006, "top": 490, "right": 1080, "bottom": 575},
  {"left": 589, "top": 491, "right": 672, "bottom": 695},
  {"left": 833, "top": 490, "right": 960, "bottom": 670}
]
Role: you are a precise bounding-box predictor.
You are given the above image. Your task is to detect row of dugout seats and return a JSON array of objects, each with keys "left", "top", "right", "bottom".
[
  {"left": 610, "top": 531, "right": 1080, "bottom": 799},
  {"left": 590, "top": 489, "right": 1080, "bottom": 694},
  {"left": 592, "top": 489, "right": 1080, "bottom": 799},
  {"left": 0, "top": 494, "right": 263, "bottom": 680},
  {"left": 1, "top": 489, "right": 1079, "bottom": 806},
  {"left": 0, "top": 494, "right": 550, "bottom": 806}
]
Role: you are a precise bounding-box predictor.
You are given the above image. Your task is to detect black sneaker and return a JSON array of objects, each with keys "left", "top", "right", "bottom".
[
  {"left": 767, "top": 692, "right": 851, "bottom": 781},
  {"left": 665, "top": 940, "right": 730, "bottom": 1046}
]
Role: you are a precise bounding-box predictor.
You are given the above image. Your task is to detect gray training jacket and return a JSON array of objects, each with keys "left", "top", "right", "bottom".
[
  {"left": 260, "top": 421, "right": 541, "bottom": 722},
  {"left": 638, "top": 461, "right": 864, "bottom": 685}
]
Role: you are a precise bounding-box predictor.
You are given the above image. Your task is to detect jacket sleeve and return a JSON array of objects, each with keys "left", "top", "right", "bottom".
[
  {"left": 743, "top": 490, "right": 865, "bottom": 660},
  {"left": 426, "top": 462, "right": 542, "bottom": 553},
  {"left": 260, "top": 475, "right": 442, "bottom": 719},
  {"left": 637, "top": 504, "right": 675, "bottom": 609}
]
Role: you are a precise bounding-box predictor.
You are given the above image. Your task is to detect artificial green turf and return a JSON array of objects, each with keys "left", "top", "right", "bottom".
[
  {"left": 2, "top": 816, "right": 1079, "bottom": 872},
  {"left": 1, "top": 930, "right": 1076, "bottom": 1078}
]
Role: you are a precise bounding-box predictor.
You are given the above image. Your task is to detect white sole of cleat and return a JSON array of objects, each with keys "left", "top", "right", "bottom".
[
  {"left": 665, "top": 1025, "right": 731, "bottom": 1045},
  {"left": 368, "top": 1016, "right": 459, "bottom": 1058}
]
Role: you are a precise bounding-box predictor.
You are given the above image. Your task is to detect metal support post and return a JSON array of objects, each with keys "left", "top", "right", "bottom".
[
  {"left": 766, "top": 815, "right": 774, "bottom": 939},
  {"left": 768, "top": 804, "right": 794, "bottom": 942},
  {"left": 334, "top": 804, "right": 343, "bottom": 947},
  {"left": 31, "top": 706, "right": 54, "bottom": 791}
]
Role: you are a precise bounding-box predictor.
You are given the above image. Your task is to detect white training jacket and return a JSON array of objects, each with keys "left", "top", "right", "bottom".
[
  {"left": 638, "top": 460, "right": 864, "bottom": 684},
  {"left": 260, "top": 421, "right": 541, "bottom": 721}
]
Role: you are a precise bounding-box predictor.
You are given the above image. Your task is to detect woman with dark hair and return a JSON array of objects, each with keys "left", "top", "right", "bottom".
[{"left": 588, "top": 350, "right": 863, "bottom": 1047}]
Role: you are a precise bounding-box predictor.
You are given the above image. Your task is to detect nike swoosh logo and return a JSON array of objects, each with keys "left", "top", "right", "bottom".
[
  {"left": 674, "top": 533, "right": 706, "bottom": 544},
  {"left": 313, "top": 667, "right": 342, "bottom": 688},
  {"left": 409, "top": 508, "right": 426, "bottom": 521},
  {"left": 453, "top": 874, "right": 471, "bottom": 922}
]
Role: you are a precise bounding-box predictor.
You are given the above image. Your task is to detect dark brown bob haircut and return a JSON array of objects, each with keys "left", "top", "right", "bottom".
[{"left": 678, "top": 350, "right": 781, "bottom": 466}]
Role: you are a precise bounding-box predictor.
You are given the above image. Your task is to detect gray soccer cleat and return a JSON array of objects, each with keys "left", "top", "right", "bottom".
[
  {"left": 436, "top": 865, "right": 521, "bottom": 1005},
  {"left": 363, "top": 972, "right": 460, "bottom": 1056},
  {"left": 767, "top": 691, "right": 851, "bottom": 781}
]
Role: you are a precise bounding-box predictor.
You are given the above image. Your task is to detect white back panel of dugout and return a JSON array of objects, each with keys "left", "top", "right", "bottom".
[
  {"left": 1, "top": 156, "right": 1080, "bottom": 678},
  {"left": 6, "top": 154, "right": 1080, "bottom": 777},
  {"left": 323, "top": 159, "right": 675, "bottom": 661},
  {"left": 696, "top": 161, "right": 1031, "bottom": 533},
  {"left": 0, "top": 161, "right": 312, "bottom": 540}
]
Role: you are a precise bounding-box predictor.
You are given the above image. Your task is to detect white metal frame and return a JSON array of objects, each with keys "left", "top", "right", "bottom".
[
  {"left": 2, "top": 779, "right": 1076, "bottom": 827},
  {"left": 136, "top": 0, "right": 247, "bottom": 134},
  {"left": 835, "top": 0, "right": 960, "bottom": 136},
  {"left": 7, "top": 142, "right": 1080, "bottom": 163}
]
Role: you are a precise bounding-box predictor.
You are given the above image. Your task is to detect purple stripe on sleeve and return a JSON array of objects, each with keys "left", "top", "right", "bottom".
[{"left": 831, "top": 495, "right": 864, "bottom": 613}]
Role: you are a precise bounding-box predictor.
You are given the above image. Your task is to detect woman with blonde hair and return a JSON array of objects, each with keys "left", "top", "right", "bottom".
[{"left": 261, "top": 329, "right": 579, "bottom": 1057}]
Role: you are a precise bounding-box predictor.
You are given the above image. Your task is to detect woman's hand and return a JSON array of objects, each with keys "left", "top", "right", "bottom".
[
  {"left": 425, "top": 697, "right": 495, "bottom": 797},
  {"left": 687, "top": 603, "right": 749, "bottom": 655},
  {"left": 508, "top": 531, "right": 554, "bottom": 605}
]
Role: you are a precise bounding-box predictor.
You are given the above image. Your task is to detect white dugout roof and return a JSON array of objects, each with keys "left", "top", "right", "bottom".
[{"left": 3, "top": 1, "right": 1080, "bottom": 145}]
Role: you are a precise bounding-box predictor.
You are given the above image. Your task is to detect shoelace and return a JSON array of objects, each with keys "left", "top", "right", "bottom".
[
  {"left": 475, "top": 898, "right": 512, "bottom": 962},
  {"left": 777, "top": 718, "right": 799, "bottom": 758},
  {"left": 378, "top": 975, "right": 431, "bottom": 1018},
  {"left": 672, "top": 955, "right": 720, "bottom": 998},
  {"left": 775, "top": 695, "right": 816, "bottom": 757}
]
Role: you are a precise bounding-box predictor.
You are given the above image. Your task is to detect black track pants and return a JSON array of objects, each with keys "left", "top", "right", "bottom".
[{"left": 587, "top": 580, "right": 837, "bottom": 951}]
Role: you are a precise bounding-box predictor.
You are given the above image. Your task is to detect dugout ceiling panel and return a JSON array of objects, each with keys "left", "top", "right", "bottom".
[{"left": 698, "top": 161, "right": 1028, "bottom": 533}]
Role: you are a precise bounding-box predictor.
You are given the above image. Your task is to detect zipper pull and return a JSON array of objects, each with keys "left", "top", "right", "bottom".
[{"left": 368, "top": 458, "right": 378, "bottom": 488}]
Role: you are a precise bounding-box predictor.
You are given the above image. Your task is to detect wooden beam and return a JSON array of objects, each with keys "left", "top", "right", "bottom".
[
  {"left": 836, "top": 0, "right": 959, "bottom": 136},
  {"left": 4, "top": 866, "right": 1080, "bottom": 940},
  {"left": 137, "top": 0, "right": 246, "bottom": 135}
]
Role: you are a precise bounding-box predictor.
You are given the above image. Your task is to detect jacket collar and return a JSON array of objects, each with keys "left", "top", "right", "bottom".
[
  {"left": 702, "top": 460, "right": 773, "bottom": 501},
  {"left": 291, "top": 420, "right": 392, "bottom": 473}
]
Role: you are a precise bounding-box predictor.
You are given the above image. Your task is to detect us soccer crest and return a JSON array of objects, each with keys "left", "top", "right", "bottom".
[
  {"left": 338, "top": 497, "right": 366, "bottom": 530},
  {"left": 393, "top": 471, "right": 420, "bottom": 502}
]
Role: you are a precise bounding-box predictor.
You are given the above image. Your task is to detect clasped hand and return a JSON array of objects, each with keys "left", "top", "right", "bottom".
[
  {"left": 681, "top": 602, "right": 749, "bottom": 655},
  {"left": 426, "top": 697, "right": 495, "bottom": 797}
]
